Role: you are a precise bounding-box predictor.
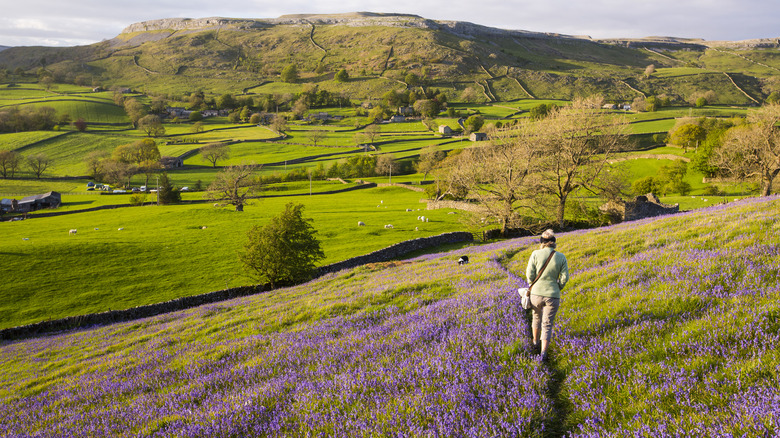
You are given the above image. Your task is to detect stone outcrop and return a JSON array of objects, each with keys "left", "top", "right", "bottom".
[{"left": 600, "top": 193, "right": 679, "bottom": 222}]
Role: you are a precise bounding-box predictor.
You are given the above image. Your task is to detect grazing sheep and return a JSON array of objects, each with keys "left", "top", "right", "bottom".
[
  {"left": 68, "top": 229, "right": 77, "bottom": 235},
  {"left": 425, "top": 218, "right": 429, "bottom": 222},
  {"left": 201, "top": 226, "right": 207, "bottom": 230},
  {"left": 118, "top": 227, "right": 124, "bottom": 231},
  {"left": 22, "top": 238, "right": 29, "bottom": 241},
  {"left": 384, "top": 224, "right": 394, "bottom": 229},
  {"left": 94, "top": 228, "right": 99, "bottom": 230},
  {"left": 414, "top": 227, "right": 418, "bottom": 231},
  {"left": 406, "top": 208, "right": 412, "bottom": 212},
  {"left": 358, "top": 221, "right": 365, "bottom": 226}
]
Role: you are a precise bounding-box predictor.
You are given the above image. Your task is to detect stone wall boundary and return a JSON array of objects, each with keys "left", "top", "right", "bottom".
[{"left": 0, "top": 231, "right": 473, "bottom": 342}]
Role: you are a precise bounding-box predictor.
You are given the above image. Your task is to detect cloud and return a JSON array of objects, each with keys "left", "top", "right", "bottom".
[{"left": 1, "top": 0, "right": 778, "bottom": 47}]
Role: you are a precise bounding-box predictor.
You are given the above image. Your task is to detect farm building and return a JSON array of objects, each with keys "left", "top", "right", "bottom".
[
  {"left": 438, "top": 125, "right": 453, "bottom": 135},
  {"left": 470, "top": 132, "right": 487, "bottom": 142},
  {"left": 160, "top": 156, "right": 184, "bottom": 169},
  {"left": 15, "top": 192, "right": 62, "bottom": 213},
  {"left": 0, "top": 198, "right": 14, "bottom": 213},
  {"left": 600, "top": 193, "right": 679, "bottom": 222},
  {"left": 389, "top": 115, "right": 405, "bottom": 123}
]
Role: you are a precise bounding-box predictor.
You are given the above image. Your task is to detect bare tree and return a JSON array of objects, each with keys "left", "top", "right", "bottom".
[
  {"left": 200, "top": 143, "right": 231, "bottom": 167},
  {"left": 309, "top": 129, "right": 327, "bottom": 147},
  {"left": 363, "top": 124, "right": 381, "bottom": 144},
  {"left": 270, "top": 114, "right": 287, "bottom": 134},
  {"left": 27, "top": 153, "right": 51, "bottom": 179},
  {"left": 644, "top": 64, "right": 655, "bottom": 78},
  {"left": 375, "top": 154, "right": 398, "bottom": 183},
  {"left": 531, "top": 98, "right": 629, "bottom": 227},
  {"left": 714, "top": 103, "right": 780, "bottom": 196},
  {"left": 0, "top": 150, "right": 22, "bottom": 179},
  {"left": 447, "top": 126, "right": 538, "bottom": 235},
  {"left": 415, "top": 145, "right": 446, "bottom": 182},
  {"left": 206, "top": 163, "right": 262, "bottom": 211}
]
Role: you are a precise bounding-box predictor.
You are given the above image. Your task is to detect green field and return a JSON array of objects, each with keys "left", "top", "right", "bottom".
[{"left": 0, "top": 186, "right": 461, "bottom": 329}]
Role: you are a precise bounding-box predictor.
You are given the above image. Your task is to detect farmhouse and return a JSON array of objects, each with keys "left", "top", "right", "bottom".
[
  {"left": 438, "top": 125, "right": 453, "bottom": 135},
  {"left": 470, "top": 132, "right": 487, "bottom": 141},
  {"left": 14, "top": 191, "right": 62, "bottom": 213},
  {"left": 389, "top": 115, "right": 405, "bottom": 123}
]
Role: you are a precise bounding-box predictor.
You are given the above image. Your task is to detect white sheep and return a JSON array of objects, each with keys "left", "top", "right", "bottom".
[
  {"left": 358, "top": 221, "right": 366, "bottom": 226},
  {"left": 384, "top": 224, "right": 394, "bottom": 229},
  {"left": 118, "top": 227, "right": 124, "bottom": 231},
  {"left": 68, "top": 229, "right": 77, "bottom": 235}
]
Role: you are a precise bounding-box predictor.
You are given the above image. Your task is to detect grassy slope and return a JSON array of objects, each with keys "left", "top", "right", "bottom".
[{"left": 1, "top": 195, "right": 777, "bottom": 435}]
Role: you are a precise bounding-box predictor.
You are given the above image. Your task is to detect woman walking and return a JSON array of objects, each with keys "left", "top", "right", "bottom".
[{"left": 525, "top": 229, "right": 569, "bottom": 362}]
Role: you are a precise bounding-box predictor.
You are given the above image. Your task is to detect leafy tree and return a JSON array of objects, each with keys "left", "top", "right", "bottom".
[
  {"left": 190, "top": 121, "right": 204, "bottom": 134},
  {"left": 137, "top": 114, "right": 165, "bottom": 137},
  {"left": 200, "top": 143, "right": 230, "bottom": 167},
  {"left": 249, "top": 113, "right": 262, "bottom": 124},
  {"left": 695, "top": 97, "right": 708, "bottom": 108},
  {"left": 73, "top": 118, "right": 87, "bottom": 132},
  {"left": 150, "top": 96, "right": 168, "bottom": 114},
  {"left": 156, "top": 172, "right": 181, "bottom": 204},
  {"left": 404, "top": 73, "right": 420, "bottom": 87},
  {"left": 0, "top": 150, "right": 22, "bottom": 178},
  {"left": 113, "top": 138, "right": 161, "bottom": 189},
  {"left": 529, "top": 103, "right": 557, "bottom": 120},
  {"left": 632, "top": 176, "right": 662, "bottom": 195},
  {"left": 658, "top": 161, "right": 690, "bottom": 195},
  {"left": 335, "top": 69, "right": 349, "bottom": 82},
  {"left": 123, "top": 98, "right": 146, "bottom": 127},
  {"left": 464, "top": 114, "right": 485, "bottom": 133},
  {"left": 669, "top": 123, "right": 706, "bottom": 152},
  {"left": 26, "top": 153, "right": 51, "bottom": 179},
  {"left": 217, "top": 94, "right": 236, "bottom": 110},
  {"left": 206, "top": 163, "right": 261, "bottom": 211},
  {"left": 281, "top": 64, "right": 299, "bottom": 83},
  {"left": 767, "top": 91, "right": 780, "bottom": 104},
  {"left": 239, "top": 202, "right": 325, "bottom": 288},
  {"left": 189, "top": 111, "right": 203, "bottom": 122},
  {"left": 413, "top": 99, "right": 439, "bottom": 118},
  {"left": 714, "top": 103, "right": 780, "bottom": 196}
]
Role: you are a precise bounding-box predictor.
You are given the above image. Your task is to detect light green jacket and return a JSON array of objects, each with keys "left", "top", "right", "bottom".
[{"left": 525, "top": 247, "right": 569, "bottom": 299}]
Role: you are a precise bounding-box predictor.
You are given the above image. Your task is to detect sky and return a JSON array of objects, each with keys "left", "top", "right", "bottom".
[{"left": 1, "top": 0, "right": 778, "bottom": 47}]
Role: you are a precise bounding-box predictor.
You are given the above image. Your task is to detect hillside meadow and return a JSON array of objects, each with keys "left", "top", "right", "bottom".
[{"left": 1, "top": 195, "right": 778, "bottom": 436}]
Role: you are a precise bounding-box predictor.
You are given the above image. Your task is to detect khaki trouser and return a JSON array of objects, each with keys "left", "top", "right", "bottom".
[{"left": 531, "top": 295, "right": 560, "bottom": 341}]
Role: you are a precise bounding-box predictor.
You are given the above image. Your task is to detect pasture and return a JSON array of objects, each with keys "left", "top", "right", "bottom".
[{"left": 0, "top": 186, "right": 462, "bottom": 329}]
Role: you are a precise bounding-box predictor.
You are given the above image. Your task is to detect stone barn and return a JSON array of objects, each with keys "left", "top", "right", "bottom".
[{"left": 600, "top": 193, "right": 679, "bottom": 222}]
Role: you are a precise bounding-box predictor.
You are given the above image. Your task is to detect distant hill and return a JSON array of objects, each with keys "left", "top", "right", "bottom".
[
  {"left": 0, "top": 46, "right": 9, "bottom": 52},
  {"left": 1, "top": 12, "right": 779, "bottom": 103}
]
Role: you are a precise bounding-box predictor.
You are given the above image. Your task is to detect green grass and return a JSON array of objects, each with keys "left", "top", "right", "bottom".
[{"left": 0, "top": 186, "right": 463, "bottom": 329}]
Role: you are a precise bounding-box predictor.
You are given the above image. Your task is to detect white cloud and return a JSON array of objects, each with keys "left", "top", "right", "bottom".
[{"left": 0, "top": 0, "right": 778, "bottom": 47}]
